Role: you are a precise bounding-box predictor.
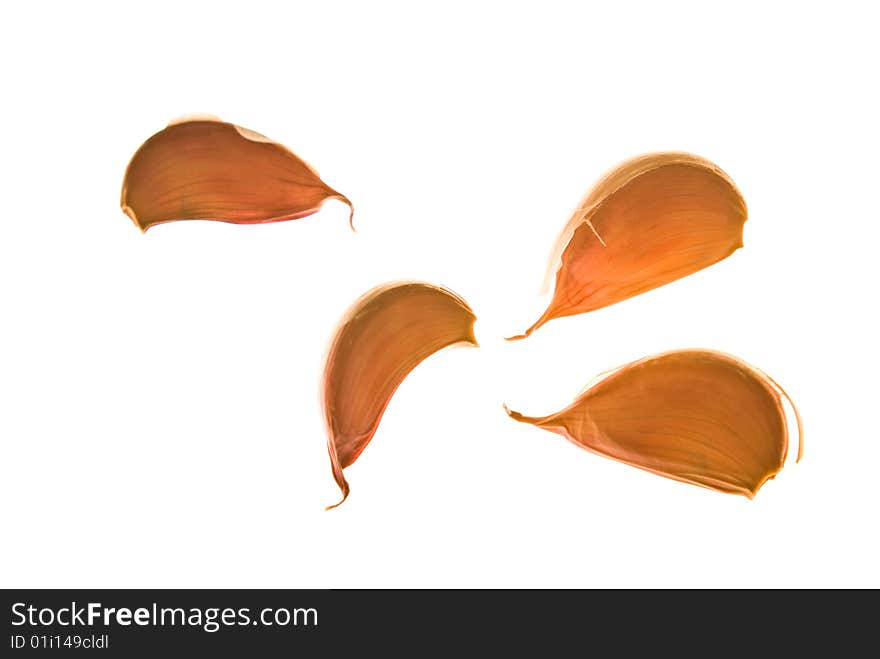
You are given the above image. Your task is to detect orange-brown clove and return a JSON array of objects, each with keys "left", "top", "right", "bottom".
[
  {"left": 510, "top": 153, "right": 747, "bottom": 339},
  {"left": 323, "top": 282, "right": 478, "bottom": 509},
  {"left": 120, "top": 116, "right": 352, "bottom": 232},
  {"left": 505, "top": 349, "right": 802, "bottom": 498}
]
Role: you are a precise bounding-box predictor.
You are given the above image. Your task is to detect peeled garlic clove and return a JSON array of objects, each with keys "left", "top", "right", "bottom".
[
  {"left": 324, "top": 282, "right": 478, "bottom": 509},
  {"left": 510, "top": 152, "right": 747, "bottom": 339},
  {"left": 120, "top": 116, "right": 353, "bottom": 232},
  {"left": 505, "top": 349, "right": 802, "bottom": 497}
]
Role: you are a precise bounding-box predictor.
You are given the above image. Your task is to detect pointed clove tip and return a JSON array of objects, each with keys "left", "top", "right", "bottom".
[
  {"left": 325, "top": 463, "right": 350, "bottom": 511},
  {"left": 330, "top": 192, "right": 355, "bottom": 232},
  {"left": 505, "top": 323, "right": 538, "bottom": 341},
  {"left": 325, "top": 487, "right": 350, "bottom": 511},
  {"left": 505, "top": 315, "right": 546, "bottom": 341},
  {"left": 503, "top": 403, "right": 524, "bottom": 422}
]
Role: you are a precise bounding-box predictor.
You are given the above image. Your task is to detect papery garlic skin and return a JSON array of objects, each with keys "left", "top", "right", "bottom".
[
  {"left": 121, "top": 117, "right": 352, "bottom": 232},
  {"left": 505, "top": 350, "right": 801, "bottom": 498},
  {"left": 323, "top": 282, "right": 478, "bottom": 509},
  {"left": 513, "top": 153, "right": 747, "bottom": 339}
]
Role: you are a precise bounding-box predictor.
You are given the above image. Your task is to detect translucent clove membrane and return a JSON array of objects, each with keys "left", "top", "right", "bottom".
[
  {"left": 324, "top": 282, "right": 478, "bottom": 508},
  {"left": 505, "top": 350, "right": 802, "bottom": 497},
  {"left": 120, "top": 116, "right": 353, "bottom": 232},
  {"left": 510, "top": 153, "right": 747, "bottom": 339}
]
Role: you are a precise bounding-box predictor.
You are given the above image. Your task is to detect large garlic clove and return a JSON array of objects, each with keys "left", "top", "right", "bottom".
[
  {"left": 510, "top": 153, "right": 747, "bottom": 339},
  {"left": 323, "top": 282, "right": 478, "bottom": 509},
  {"left": 121, "top": 116, "right": 352, "bottom": 232},
  {"left": 505, "top": 349, "right": 801, "bottom": 497}
]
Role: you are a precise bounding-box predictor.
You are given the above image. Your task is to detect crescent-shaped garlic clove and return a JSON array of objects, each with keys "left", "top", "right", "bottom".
[
  {"left": 323, "top": 282, "right": 478, "bottom": 508},
  {"left": 510, "top": 153, "right": 747, "bottom": 339},
  {"left": 120, "top": 116, "right": 353, "bottom": 232},
  {"left": 505, "top": 349, "right": 801, "bottom": 497}
]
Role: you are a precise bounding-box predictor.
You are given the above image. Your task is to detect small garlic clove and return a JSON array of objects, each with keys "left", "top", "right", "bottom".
[
  {"left": 120, "top": 117, "right": 352, "bottom": 232},
  {"left": 505, "top": 349, "right": 801, "bottom": 498},
  {"left": 510, "top": 152, "right": 747, "bottom": 339},
  {"left": 323, "top": 282, "right": 478, "bottom": 509}
]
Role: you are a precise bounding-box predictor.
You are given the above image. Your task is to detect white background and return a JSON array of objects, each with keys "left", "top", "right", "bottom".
[{"left": 1, "top": 1, "right": 877, "bottom": 588}]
